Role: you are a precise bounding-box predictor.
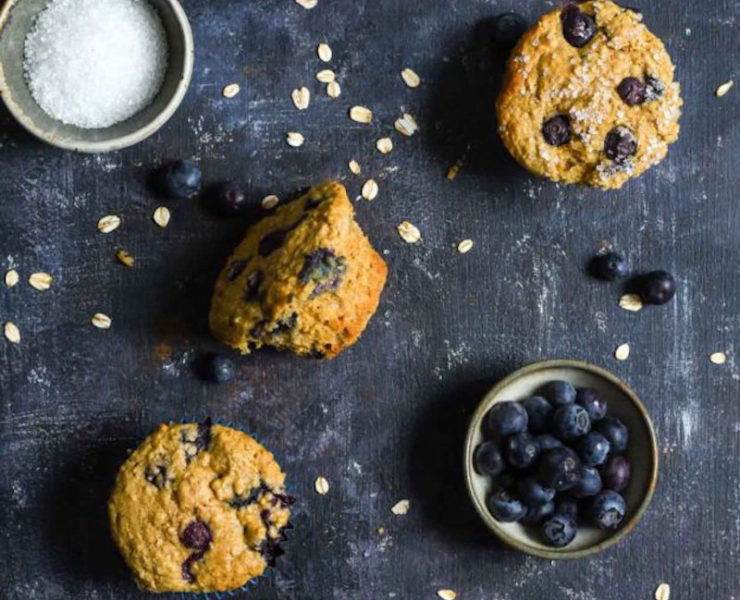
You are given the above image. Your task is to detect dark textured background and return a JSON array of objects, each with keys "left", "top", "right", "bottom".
[{"left": 1, "top": 0, "right": 739, "bottom": 598}]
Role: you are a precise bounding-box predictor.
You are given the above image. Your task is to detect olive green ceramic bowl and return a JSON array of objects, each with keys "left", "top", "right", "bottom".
[
  {"left": 0, "top": 0, "right": 193, "bottom": 153},
  {"left": 464, "top": 359, "right": 658, "bottom": 559}
]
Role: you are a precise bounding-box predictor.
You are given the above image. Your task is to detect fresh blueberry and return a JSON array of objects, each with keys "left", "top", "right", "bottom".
[
  {"left": 517, "top": 476, "right": 556, "bottom": 505},
  {"left": 181, "top": 520, "right": 212, "bottom": 551},
  {"left": 604, "top": 126, "right": 638, "bottom": 163},
  {"left": 540, "top": 380, "right": 577, "bottom": 407},
  {"left": 560, "top": 4, "right": 596, "bottom": 48},
  {"left": 521, "top": 396, "right": 554, "bottom": 433},
  {"left": 212, "top": 181, "right": 248, "bottom": 215},
  {"left": 577, "top": 431, "right": 611, "bottom": 467},
  {"left": 554, "top": 494, "right": 580, "bottom": 522},
  {"left": 474, "top": 442, "right": 505, "bottom": 477},
  {"left": 199, "top": 353, "right": 236, "bottom": 384},
  {"left": 158, "top": 159, "right": 202, "bottom": 198},
  {"left": 587, "top": 490, "right": 626, "bottom": 530},
  {"left": 589, "top": 252, "right": 629, "bottom": 281},
  {"left": 617, "top": 77, "right": 647, "bottom": 106},
  {"left": 542, "top": 115, "right": 571, "bottom": 146},
  {"left": 493, "top": 469, "right": 518, "bottom": 491},
  {"left": 576, "top": 388, "right": 607, "bottom": 422},
  {"left": 492, "top": 12, "right": 528, "bottom": 50},
  {"left": 486, "top": 401, "right": 528, "bottom": 438},
  {"left": 521, "top": 500, "right": 555, "bottom": 526},
  {"left": 551, "top": 404, "right": 591, "bottom": 441},
  {"left": 571, "top": 466, "right": 603, "bottom": 498},
  {"left": 487, "top": 490, "right": 526, "bottom": 522},
  {"left": 535, "top": 434, "right": 563, "bottom": 453},
  {"left": 541, "top": 513, "right": 577, "bottom": 547},
  {"left": 635, "top": 270, "right": 676, "bottom": 305},
  {"left": 504, "top": 432, "right": 540, "bottom": 469},
  {"left": 601, "top": 455, "right": 631, "bottom": 491},
  {"left": 537, "top": 447, "right": 582, "bottom": 491},
  {"left": 595, "top": 417, "right": 629, "bottom": 453}
]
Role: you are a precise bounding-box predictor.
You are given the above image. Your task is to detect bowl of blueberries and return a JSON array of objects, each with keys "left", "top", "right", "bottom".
[{"left": 464, "top": 359, "right": 658, "bottom": 559}]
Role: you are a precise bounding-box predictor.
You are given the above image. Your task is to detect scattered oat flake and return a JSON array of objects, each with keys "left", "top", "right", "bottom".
[
  {"left": 291, "top": 86, "right": 310, "bottom": 110},
  {"left": 361, "top": 179, "right": 379, "bottom": 200},
  {"left": 457, "top": 239, "right": 474, "bottom": 254},
  {"left": 619, "top": 293, "right": 643, "bottom": 312},
  {"left": 401, "top": 67, "right": 421, "bottom": 88},
  {"left": 349, "top": 105, "right": 373, "bottom": 123},
  {"left": 29, "top": 272, "right": 52, "bottom": 291},
  {"left": 153, "top": 206, "right": 171, "bottom": 228},
  {"left": 314, "top": 476, "right": 329, "bottom": 495},
  {"left": 376, "top": 137, "right": 393, "bottom": 154},
  {"left": 391, "top": 499, "right": 410, "bottom": 515},
  {"left": 317, "top": 43, "right": 332, "bottom": 62},
  {"left": 91, "top": 313, "right": 112, "bottom": 330},
  {"left": 377, "top": 526, "right": 385, "bottom": 535},
  {"left": 326, "top": 80, "right": 341, "bottom": 98},
  {"left": 394, "top": 112, "right": 418, "bottom": 136},
  {"left": 655, "top": 583, "right": 670, "bottom": 600},
  {"left": 397, "top": 221, "right": 421, "bottom": 244},
  {"left": 286, "top": 132, "right": 305, "bottom": 147},
  {"left": 316, "top": 69, "right": 335, "bottom": 83},
  {"left": 262, "top": 195, "right": 280, "bottom": 210},
  {"left": 715, "top": 80, "right": 733, "bottom": 97},
  {"left": 97, "top": 215, "right": 121, "bottom": 233},
  {"left": 4, "top": 321, "right": 20, "bottom": 343},
  {"left": 116, "top": 249, "right": 134, "bottom": 267},
  {"left": 222, "top": 83, "right": 240, "bottom": 99},
  {"left": 348, "top": 159, "right": 361, "bottom": 175},
  {"left": 5, "top": 269, "right": 19, "bottom": 288},
  {"left": 615, "top": 343, "right": 630, "bottom": 361},
  {"left": 295, "top": 0, "right": 317, "bottom": 8},
  {"left": 710, "top": 351, "right": 727, "bottom": 365},
  {"left": 437, "top": 591, "right": 457, "bottom": 600}
]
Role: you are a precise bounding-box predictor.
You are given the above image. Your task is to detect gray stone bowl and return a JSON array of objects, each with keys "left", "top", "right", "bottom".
[
  {"left": 0, "top": 0, "right": 193, "bottom": 153},
  {"left": 464, "top": 359, "right": 659, "bottom": 559}
]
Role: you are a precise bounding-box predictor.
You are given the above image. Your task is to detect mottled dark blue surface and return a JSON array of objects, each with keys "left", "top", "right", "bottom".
[{"left": 0, "top": 1, "right": 739, "bottom": 598}]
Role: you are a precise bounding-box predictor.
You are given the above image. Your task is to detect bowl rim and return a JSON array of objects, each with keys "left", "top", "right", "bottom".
[
  {"left": 463, "top": 358, "right": 659, "bottom": 560},
  {"left": 0, "top": 0, "right": 194, "bottom": 153}
]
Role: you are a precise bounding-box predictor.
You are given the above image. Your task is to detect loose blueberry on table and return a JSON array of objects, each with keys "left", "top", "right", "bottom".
[
  {"left": 475, "top": 382, "right": 632, "bottom": 547},
  {"left": 588, "top": 252, "right": 629, "bottom": 281},
  {"left": 157, "top": 159, "right": 203, "bottom": 199},
  {"left": 211, "top": 181, "right": 248, "bottom": 215}
]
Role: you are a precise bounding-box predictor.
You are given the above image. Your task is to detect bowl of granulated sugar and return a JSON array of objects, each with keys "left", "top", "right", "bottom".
[{"left": 0, "top": 0, "right": 193, "bottom": 152}]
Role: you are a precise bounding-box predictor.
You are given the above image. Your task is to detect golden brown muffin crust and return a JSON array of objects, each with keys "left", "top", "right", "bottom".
[
  {"left": 108, "top": 423, "right": 291, "bottom": 593},
  {"left": 496, "top": 1, "right": 682, "bottom": 189},
  {"left": 209, "top": 182, "right": 387, "bottom": 358}
]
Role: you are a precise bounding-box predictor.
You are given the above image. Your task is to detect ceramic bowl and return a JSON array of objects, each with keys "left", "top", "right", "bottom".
[
  {"left": 464, "top": 359, "right": 658, "bottom": 559},
  {"left": 0, "top": 0, "right": 193, "bottom": 153}
]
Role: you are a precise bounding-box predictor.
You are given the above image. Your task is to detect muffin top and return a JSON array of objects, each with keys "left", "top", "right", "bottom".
[
  {"left": 209, "top": 181, "right": 387, "bottom": 359},
  {"left": 496, "top": 1, "right": 682, "bottom": 190},
  {"left": 108, "top": 422, "right": 292, "bottom": 593}
]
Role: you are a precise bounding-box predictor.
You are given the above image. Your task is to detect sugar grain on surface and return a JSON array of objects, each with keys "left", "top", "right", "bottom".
[{"left": 24, "top": 0, "right": 168, "bottom": 129}]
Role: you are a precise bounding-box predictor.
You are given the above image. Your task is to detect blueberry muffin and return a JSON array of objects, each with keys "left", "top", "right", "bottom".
[
  {"left": 108, "top": 421, "right": 292, "bottom": 593},
  {"left": 209, "top": 182, "right": 387, "bottom": 359},
  {"left": 496, "top": 1, "right": 682, "bottom": 190}
]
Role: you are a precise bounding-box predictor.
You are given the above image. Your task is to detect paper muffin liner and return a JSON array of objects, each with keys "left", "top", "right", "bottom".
[{"left": 114, "top": 417, "right": 295, "bottom": 598}]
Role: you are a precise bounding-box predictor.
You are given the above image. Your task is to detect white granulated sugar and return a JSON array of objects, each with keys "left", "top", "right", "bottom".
[{"left": 24, "top": 0, "right": 168, "bottom": 129}]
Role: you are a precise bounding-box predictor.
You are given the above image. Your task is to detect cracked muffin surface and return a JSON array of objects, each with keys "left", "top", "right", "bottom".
[
  {"left": 108, "top": 422, "right": 292, "bottom": 593},
  {"left": 496, "top": 0, "right": 682, "bottom": 190},
  {"left": 209, "top": 181, "right": 387, "bottom": 359}
]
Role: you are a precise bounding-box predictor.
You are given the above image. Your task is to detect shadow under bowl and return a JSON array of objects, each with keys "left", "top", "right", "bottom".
[
  {"left": 0, "top": 0, "right": 193, "bottom": 153},
  {"left": 464, "top": 358, "right": 659, "bottom": 559}
]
